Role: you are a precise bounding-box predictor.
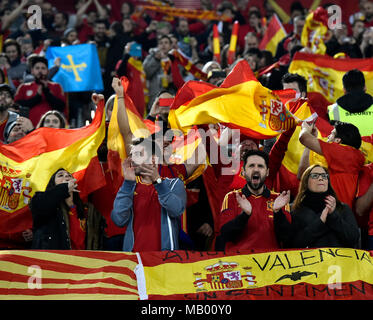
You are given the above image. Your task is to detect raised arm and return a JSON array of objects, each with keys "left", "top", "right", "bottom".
[
  {"left": 111, "top": 77, "right": 133, "bottom": 156},
  {"left": 75, "top": 0, "right": 93, "bottom": 27},
  {"left": 299, "top": 122, "right": 323, "bottom": 155},
  {"left": 1, "top": 0, "right": 29, "bottom": 32}
]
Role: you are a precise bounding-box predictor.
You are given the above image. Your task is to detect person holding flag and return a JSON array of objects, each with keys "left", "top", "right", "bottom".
[{"left": 299, "top": 120, "right": 365, "bottom": 209}]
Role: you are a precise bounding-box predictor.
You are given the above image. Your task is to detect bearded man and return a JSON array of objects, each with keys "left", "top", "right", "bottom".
[{"left": 215, "top": 150, "right": 293, "bottom": 251}]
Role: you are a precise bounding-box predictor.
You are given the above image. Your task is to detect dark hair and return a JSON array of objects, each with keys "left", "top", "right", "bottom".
[
  {"left": 110, "top": 21, "right": 123, "bottom": 35},
  {"left": 342, "top": 69, "right": 365, "bottom": 92},
  {"left": 242, "top": 149, "right": 269, "bottom": 168},
  {"left": 290, "top": 1, "right": 305, "bottom": 14},
  {"left": 3, "top": 39, "right": 21, "bottom": 57},
  {"left": 245, "top": 47, "right": 263, "bottom": 59},
  {"left": 30, "top": 56, "right": 48, "bottom": 68},
  {"left": 46, "top": 168, "right": 85, "bottom": 220},
  {"left": 0, "top": 83, "right": 14, "bottom": 98},
  {"left": 249, "top": 11, "right": 261, "bottom": 19},
  {"left": 56, "top": 11, "right": 69, "bottom": 24},
  {"left": 334, "top": 121, "right": 362, "bottom": 149},
  {"left": 37, "top": 110, "right": 67, "bottom": 128},
  {"left": 282, "top": 73, "right": 307, "bottom": 95},
  {"left": 293, "top": 164, "right": 342, "bottom": 211},
  {"left": 157, "top": 34, "right": 172, "bottom": 44},
  {"left": 132, "top": 137, "right": 162, "bottom": 160},
  {"left": 95, "top": 19, "right": 110, "bottom": 29}
]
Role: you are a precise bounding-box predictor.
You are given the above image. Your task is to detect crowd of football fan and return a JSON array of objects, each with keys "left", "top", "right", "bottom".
[{"left": 0, "top": 0, "right": 373, "bottom": 253}]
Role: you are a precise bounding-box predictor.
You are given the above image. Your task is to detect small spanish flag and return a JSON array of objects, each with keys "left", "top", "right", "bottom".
[
  {"left": 213, "top": 24, "right": 221, "bottom": 64},
  {"left": 227, "top": 21, "right": 239, "bottom": 65},
  {"left": 259, "top": 14, "right": 287, "bottom": 56}
]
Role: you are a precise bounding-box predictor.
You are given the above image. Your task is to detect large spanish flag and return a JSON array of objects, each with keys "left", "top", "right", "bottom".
[
  {"left": 0, "top": 100, "right": 106, "bottom": 248},
  {"left": 169, "top": 60, "right": 303, "bottom": 140},
  {"left": 301, "top": 7, "right": 329, "bottom": 55},
  {"left": 289, "top": 52, "right": 373, "bottom": 104},
  {"left": 259, "top": 14, "right": 287, "bottom": 56},
  {"left": 137, "top": 248, "right": 373, "bottom": 300}
]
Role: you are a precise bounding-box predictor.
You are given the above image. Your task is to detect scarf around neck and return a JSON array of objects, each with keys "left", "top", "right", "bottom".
[{"left": 302, "top": 189, "right": 330, "bottom": 213}]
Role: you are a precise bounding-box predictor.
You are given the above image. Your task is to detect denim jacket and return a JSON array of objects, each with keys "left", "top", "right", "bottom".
[{"left": 111, "top": 177, "right": 186, "bottom": 252}]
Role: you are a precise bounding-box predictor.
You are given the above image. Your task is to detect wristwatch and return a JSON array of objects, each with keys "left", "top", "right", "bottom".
[{"left": 153, "top": 177, "right": 162, "bottom": 185}]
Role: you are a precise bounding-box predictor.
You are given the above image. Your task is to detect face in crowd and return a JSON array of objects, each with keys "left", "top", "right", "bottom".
[
  {"left": 242, "top": 154, "right": 269, "bottom": 192},
  {"left": 307, "top": 166, "right": 329, "bottom": 193}
]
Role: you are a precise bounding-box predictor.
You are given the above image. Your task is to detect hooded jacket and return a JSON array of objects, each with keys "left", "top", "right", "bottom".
[
  {"left": 111, "top": 177, "right": 186, "bottom": 252},
  {"left": 328, "top": 90, "right": 373, "bottom": 136}
]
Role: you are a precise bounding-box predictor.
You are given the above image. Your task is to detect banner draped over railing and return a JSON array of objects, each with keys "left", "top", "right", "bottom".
[{"left": 0, "top": 249, "right": 372, "bottom": 300}]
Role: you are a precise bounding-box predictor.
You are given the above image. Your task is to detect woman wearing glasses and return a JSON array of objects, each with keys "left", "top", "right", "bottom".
[{"left": 289, "top": 164, "right": 360, "bottom": 249}]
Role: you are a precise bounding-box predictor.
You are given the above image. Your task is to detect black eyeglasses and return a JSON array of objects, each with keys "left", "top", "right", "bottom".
[{"left": 309, "top": 173, "right": 328, "bottom": 180}]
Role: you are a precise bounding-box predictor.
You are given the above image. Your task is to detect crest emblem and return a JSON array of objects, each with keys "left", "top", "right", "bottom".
[
  {"left": 193, "top": 260, "right": 256, "bottom": 292},
  {"left": 269, "top": 100, "right": 295, "bottom": 131}
]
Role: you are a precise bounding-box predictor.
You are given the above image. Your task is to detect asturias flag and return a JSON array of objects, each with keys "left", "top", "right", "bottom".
[{"left": 46, "top": 44, "right": 104, "bottom": 92}]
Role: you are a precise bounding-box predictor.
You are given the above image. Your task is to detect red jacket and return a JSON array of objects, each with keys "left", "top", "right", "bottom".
[
  {"left": 14, "top": 81, "right": 66, "bottom": 126},
  {"left": 217, "top": 184, "right": 291, "bottom": 251}
]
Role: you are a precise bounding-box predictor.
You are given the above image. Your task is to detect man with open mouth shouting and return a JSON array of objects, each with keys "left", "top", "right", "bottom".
[{"left": 215, "top": 149, "right": 293, "bottom": 251}]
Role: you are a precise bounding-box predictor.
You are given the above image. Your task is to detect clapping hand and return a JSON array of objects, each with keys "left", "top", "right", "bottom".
[
  {"left": 235, "top": 192, "right": 252, "bottom": 216},
  {"left": 320, "top": 195, "right": 336, "bottom": 222},
  {"left": 122, "top": 157, "right": 136, "bottom": 181},
  {"left": 324, "top": 195, "right": 336, "bottom": 214},
  {"left": 273, "top": 190, "right": 291, "bottom": 213}
]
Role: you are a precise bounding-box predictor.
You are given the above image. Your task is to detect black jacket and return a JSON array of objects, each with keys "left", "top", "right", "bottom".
[
  {"left": 30, "top": 184, "right": 71, "bottom": 250},
  {"left": 336, "top": 90, "right": 373, "bottom": 113},
  {"left": 290, "top": 203, "right": 360, "bottom": 249}
]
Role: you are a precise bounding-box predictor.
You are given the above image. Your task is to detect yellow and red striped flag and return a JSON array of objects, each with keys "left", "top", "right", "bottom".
[
  {"left": 126, "top": 57, "right": 148, "bottom": 118},
  {"left": 272, "top": 98, "right": 333, "bottom": 197},
  {"left": 301, "top": 7, "right": 329, "bottom": 55},
  {"left": 171, "top": 49, "right": 208, "bottom": 81},
  {"left": 141, "top": 4, "right": 232, "bottom": 21},
  {"left": 0, "top": 250, "right": 139, "bottom": 299},
  {"left": 137, "top": 248, "right": 373, "bottom": 300},
  {"left": 0, "top": 100, "right": 106, "bottom": 248},
  {"left": 213, "top": 24, "right": 221, "bottom": 64},
  {"left": 168, "top": 60, "right": 302, "bottom": 140},
  {"left": 227, "top": 21, "right": 239, "bottom": 65},
  {"left": 259, "top": 14, "right": 287, "bottom": 56},
  {"left": 107, "top": 76, "right": 151, "bottom": 191},
  {"left": 289, "top": 52, "right": 373, "bottom": 104}
]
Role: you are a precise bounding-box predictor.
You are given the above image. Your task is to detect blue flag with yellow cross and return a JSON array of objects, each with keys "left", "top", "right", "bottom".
[{"left": 46, "top": 43, "right": 104, "bottom": 92}]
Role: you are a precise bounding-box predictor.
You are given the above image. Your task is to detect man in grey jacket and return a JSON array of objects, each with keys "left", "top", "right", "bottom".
[{"left": 111, "top": 137, "right": 186, "bottom": 252}]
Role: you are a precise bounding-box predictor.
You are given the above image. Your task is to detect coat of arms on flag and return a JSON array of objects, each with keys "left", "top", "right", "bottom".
[{"left": 46, "top": 43, "right": 104, "bottom": 92}]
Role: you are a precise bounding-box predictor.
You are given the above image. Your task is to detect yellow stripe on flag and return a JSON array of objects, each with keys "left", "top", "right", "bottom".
[{"left": 142, "top": 248, "right": 373, "bottom": 297}]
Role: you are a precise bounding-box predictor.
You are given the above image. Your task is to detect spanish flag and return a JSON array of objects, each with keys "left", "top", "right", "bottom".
[
  {"left": 272, "top": 98, "right": 333, "bottom": 197},
  {"left": 136, "top": 248, "right": 373, "bottom": 300},
  {"left": 107, "top": 76, "right": 151, "bottom": 191},
  {"left": 126, "top": 57, "right": 148, "bottom": 118},
  {"left": 259, "top": 14, "right": 287, "bottom": 56},
  {"left": 0, "top": 99, "right": 106, "bottom": 248},
  {"left": 168, "top": 60, "right": 300, "bottom": 140},
  {"left": 289, "top": 52, "right": 373, "bottom": 104},
  {"left": 301, "top": 7, "right": 329, "bottom": 55}
]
